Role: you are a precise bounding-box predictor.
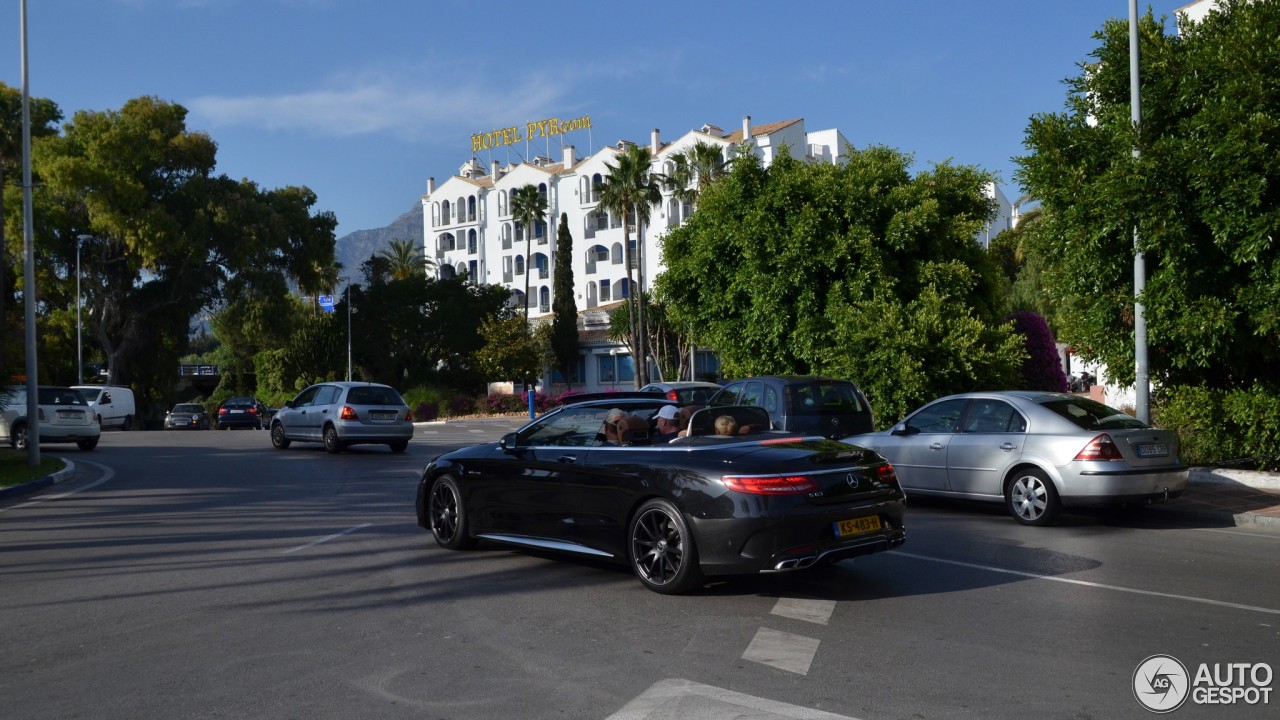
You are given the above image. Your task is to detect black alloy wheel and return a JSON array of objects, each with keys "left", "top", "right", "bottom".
[
  {"left": 322, "top": 425, "right": 342, "bottom": 454},
  {"left": 12, "top": 423, "right": 28, "bottom": 450},
  {"left": 429, "top": 475, "right": 475, "bottom": 550},
  {"left": 629, "top": 499, "right": 703, "bottom": 594},
  {"left": 270, "top": 422, "right": 291, "bottom": 449}
]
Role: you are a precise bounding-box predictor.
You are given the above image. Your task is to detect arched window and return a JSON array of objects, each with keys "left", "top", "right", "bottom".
[
  {"left": 586, "top": 281, "right": 598, "bottom": 308},
  {"left": 668, "top": 198, "right": 681, "bottom": 225},
  {"left": 455, "top": 197, "right": 465, "bottom": 223},
  {"left": 467, "top": 196, "right": 476, "bottom": 222},
  {"left": 508, "top": 288, "right": 524, "bottom": 309},
  {"left": 591, "top": 173, "right": 603, "bottom": 203},
  {"left": 440, "top": 199, "right": 451, "bottom": 225},
  {"left": 432, "top": 202, "right": 440, "bottom": 225},
  {"left": 539, "top": 286, "right": 550, "bottom": 312},
  {"left": 468, "top": 229, "right": 477, "bottom": 254},
  {"left": 498, "top": 190, "right": 508, "bottom": 216},
  {"left": 501, "top": 223, "right": 512, "bottom": 250},
  {"left": 619, "top": 278, "right": 631, "bottom": 298},
  {"left": 611, "top": 242, "right": 623, "bottom": 265},
  {"left": 515, "top": 255, "right": 525, "bottom": 276},
  {"left": 455, "top": 261, "right": 467, "bottom": 276}
]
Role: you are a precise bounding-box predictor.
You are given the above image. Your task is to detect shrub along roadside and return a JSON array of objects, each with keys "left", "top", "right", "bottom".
[
  {"left": 1155, "top": 384, "right": 1280, "bottom": 470},
  {"left": 0, "top": 452, "right": 66, "bottom": 489}
]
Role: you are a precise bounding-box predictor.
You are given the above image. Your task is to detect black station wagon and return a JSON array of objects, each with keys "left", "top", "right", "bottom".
[{"left": 708, "top": 376, "right": 875, "bottom": 439}]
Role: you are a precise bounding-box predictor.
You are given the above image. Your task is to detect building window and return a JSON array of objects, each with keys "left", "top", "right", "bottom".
[
  {"left": 467, "top": 196, "right": 476, "bottom": 222},
  {"left": 600, "top": 279, "right": 611, "bottom": 302},
  {"left": 498, "top": 190, "right": 508, "bottom": 216},
  {"left": 501, "top": 223, "right": 512, "bottom": 250},
  {"left": 550, "top": 356, "right": 586, "bottom": 384},
  {"left": 515, "top": 256, "right": 525, "bottom": 276},
  {"left": 611, "top": 242, "right": 623, "bottom": 265},
  {"left": 597, "top": 353, "right": 634, "bottom": 384},
  {"left": 441, "top": 200, "right": 452, "bottom": 225}
]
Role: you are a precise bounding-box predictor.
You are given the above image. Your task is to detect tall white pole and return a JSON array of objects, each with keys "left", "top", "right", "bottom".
[
  {"left": 345, "top": 280, "right": 352, "bottom": 381},
  {"left": 20, "top": 0, "right": 40, "bottom": 464},
  {"left": 76, "top": 236, "right": 85, "bottom": 384},
  {"left": 1130, "top": 0, "right": 1150, "bottom": 422}
]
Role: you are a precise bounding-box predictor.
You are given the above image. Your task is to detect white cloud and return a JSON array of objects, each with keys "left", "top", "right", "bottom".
[{"left": 187, "top": 73, "right": 567, "bottom": 143}]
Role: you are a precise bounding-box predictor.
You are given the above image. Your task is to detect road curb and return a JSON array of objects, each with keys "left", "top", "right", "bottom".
[
  {"left": 0, "top": 457, "right": 77, "bottom": 500},
  {"left": 1189, "top": 466, "right": 1280, "bottom": 490}
]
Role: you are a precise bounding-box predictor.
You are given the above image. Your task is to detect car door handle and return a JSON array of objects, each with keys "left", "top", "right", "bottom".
[
  {"left": 929, "top": 442, "right": 944, "bottom": 450},
  {"left": 558, "top": 454, "right": 577, "bottom": 464},
  {"left": 1000, "top": 442, "right": 1018, "bottom": 451}
]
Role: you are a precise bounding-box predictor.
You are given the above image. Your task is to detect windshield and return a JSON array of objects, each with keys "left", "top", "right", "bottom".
[
  {"left": 174, "top": 404, "right": 203, "bottom": 413},
  {"left": 1039, "top": 396, "right": 1148, "bottom": 430},
  {"left": 787, "top": 381, "right": 866, "bottom": 416}
]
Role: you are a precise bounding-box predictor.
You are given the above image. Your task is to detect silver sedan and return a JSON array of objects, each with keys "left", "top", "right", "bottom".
[{"left": 843, "top": 391, "right": 1188, "bottom": 525}]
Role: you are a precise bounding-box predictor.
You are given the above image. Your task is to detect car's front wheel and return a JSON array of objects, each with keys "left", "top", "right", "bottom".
[
  {"left": 1006, "top": 468, "right": 1061, "bottom": 526},
  {"left": 322, "top": 425, "right": 342, "bottom": 454},
  {"left": 12, "top": 422, "right": 28, "bottom": 450},
  {"left": 77, "top": 437, "right": 99, "bottom": 451},
  {"left": 429, "top": 475, "right": 475, "bottom": 550},
  {"left": 629, "top": 499, "right": 703, "bottom": 594},
  {"left": 270, "top": 422, "right": 291, "bottom": 449}
]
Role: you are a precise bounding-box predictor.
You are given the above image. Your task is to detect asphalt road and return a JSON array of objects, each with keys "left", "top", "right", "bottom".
[{"left": 1, "top": 422, "right": 1277, "bottom": 720}]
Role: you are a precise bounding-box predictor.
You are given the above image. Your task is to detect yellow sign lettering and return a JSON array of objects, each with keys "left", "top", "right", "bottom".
[{"left": 471, "top": 115, "right": 592, "bottom": 152}]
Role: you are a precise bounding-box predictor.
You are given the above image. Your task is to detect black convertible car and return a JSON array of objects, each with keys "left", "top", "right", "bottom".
[{"left": 416, "top": 397, "right": 906, "bottom": 594}]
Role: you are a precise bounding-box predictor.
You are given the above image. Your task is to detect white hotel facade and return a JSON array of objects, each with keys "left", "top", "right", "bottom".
[{"left": 421, "top": 116, "right": 1013, "bottom": 391}]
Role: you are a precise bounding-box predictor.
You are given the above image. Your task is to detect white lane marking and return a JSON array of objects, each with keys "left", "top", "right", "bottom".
[
  {"left": 282, "top": 523, "right": 373, "bottom": 554},
  {"left": 466, "top": 429, "right": 486, "bottom": 433},
  {"left": 741, "top": 627, "right": 821, "bottom": 675},
  {"left": 0, "top": 460, "right": 114, "bottom": 514},
  {"left": 890, "top": 551, "right": 1280, "bottom": 616},
  {"left": 606, "top": 678, "right": 861, "bottom": 719},
  {"left": 771, "top": 598, "right": 836, "bottom": 625}
]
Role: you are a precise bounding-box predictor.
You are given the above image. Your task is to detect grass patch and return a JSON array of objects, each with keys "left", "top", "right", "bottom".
[{"left": 0, "top": 450, "right": 66, "bottom": 489}]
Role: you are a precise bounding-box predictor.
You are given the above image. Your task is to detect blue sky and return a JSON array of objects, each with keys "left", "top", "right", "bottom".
[{"left": 4, "top": 0, "right": 1193, "bottom": 239}]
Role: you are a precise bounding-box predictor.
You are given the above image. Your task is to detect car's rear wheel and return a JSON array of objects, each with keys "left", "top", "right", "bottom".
[
  {"left": 270, "top": 422, "right": 291, "bottom": 449},
  {"left": 388, "top": 439, "right": 408, "bottom": 453},
  {"left": 1006, "top": 468, "right": 1061, "bottom": 526},
  {"left": 629, "top": 499, "right": 703, "bottom": 594},
  {"left": 323, "top": 424, "right": 341, "bottom": 454},
  {"left": 429, "top": 475, "right": 475, "bottom": 550},
  {"left": 77, "top": 437, "right": 99, "bottom": 451},
  {"left": 121, "top": 415, "right": 133, "bottom": 431},
  {"left": 12, "top": 422, "right": 28, "bottom": 450}
]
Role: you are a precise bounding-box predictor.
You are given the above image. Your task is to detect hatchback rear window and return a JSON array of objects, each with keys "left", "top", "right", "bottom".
[
  {"left": 39, "top": 388, "right": 88, "bottom": 406},
  {"left": 787, "top": 382, "right": 865, "bottom": 415},
  {"left": 346, "top": 386, "right": 404, "bottom": 406},
  {"left": 1039, "top": 397, "right": 1148, "bottom": 430}
]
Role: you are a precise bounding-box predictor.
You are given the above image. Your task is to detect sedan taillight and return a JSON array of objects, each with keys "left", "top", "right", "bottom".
[
  {"left": 666, "top": 389, "right": 679, "bottom": 401},
  {"left": 1074, "top": 433, "right": 1125, "bottom": 461},
  {"left": 722, "top": 473, "right": 820, "bottom": 494},
  {"left": 340, "top": 406, "right": 359, "bottom": 420},
  {"left": 875, "top": 463, "right": 900, "bottom": 486}
]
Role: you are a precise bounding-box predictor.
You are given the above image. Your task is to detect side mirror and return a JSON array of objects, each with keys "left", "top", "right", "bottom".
[
  {"left": 283, "top": 400, "right": 295, "bottom": 409},
  {"left": 890, "top": 423, "right": 914, "bottom": 436},
  {"left": 499, "top": 432, "right": 519, "bottom": 451}
]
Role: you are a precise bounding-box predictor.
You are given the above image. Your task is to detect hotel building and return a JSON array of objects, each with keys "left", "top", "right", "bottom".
[{"left": 421, "top": 116, "right": 1013, "bottom": 391}]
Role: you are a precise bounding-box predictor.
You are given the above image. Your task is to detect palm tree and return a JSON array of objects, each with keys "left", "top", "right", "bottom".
[
  {"left": 598, "top": 143, "right": 662, "bottom": 387},
  {"left": 510, "top": 185, "right": 548, "bottom": 328},
  {"left": 687, "top": 140, "right": 727, "bottom": 194},
  {"left": 377, "top": 237, "right": 436, "bottom": 281}
]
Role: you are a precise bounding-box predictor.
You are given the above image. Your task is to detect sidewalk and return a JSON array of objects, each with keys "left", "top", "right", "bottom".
[{"left": 1141, "top": 467, "right": 1280, "bottom": 529}]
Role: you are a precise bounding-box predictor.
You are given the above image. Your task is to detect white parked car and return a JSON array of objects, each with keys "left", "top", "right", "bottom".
[{"left": 1, "top": 385, "right": 101, "bottom": 451}]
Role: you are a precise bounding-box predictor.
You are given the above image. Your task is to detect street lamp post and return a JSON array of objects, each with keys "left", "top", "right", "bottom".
[
  {"left": 76, "top": 235, "right": 90, "bottom": 384},
  {"left": 340, "top": 277, "right": 352, "bottom": 381}
]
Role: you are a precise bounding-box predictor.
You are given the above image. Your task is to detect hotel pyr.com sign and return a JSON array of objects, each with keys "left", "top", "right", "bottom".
[{"left": 471, "top": 114, "right": 592, "bottom": 152}]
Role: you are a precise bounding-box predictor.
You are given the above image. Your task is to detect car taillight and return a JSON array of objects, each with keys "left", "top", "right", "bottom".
[
  {"left": 1074, "top": 433, "right": 1125, "bottom": 461},
  {"left": 722, "top": 473, "right": 820, "bottom": 494},
  {"left": 876, "top": 462, "right": 900, "bottom": 486},
  {"left": 340, "top": 406, "right": 358, "bottom": 420},
  {"left": 248, "top": 407, "right": 258, "bottom": 415},
  {"left": 218, "top": 407, "right": 228, "bottom": 416},
  {"left": 666, "top": 389, "right": 679, "bottom": 401},
  {"left": 403, "top": 409, "right": 413, "bottom": 422}
]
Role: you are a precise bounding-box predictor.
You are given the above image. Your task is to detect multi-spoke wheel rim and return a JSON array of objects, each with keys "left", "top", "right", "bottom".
[
  {"left": 1011, "top": 476, "right": 1047, "bottom": 521},
  {"left": 431, "top": 483, "right": 460, "bottom": 543},
  {"left": 631, "top": 508, "right": 685, "bottom": 586},
  {"left": 271, "top": 424, "right": 285, "bottom": 446}
]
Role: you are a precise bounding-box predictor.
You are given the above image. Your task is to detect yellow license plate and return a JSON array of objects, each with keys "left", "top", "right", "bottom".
[{"left": 834, "top": 516, "right": 881, "bottom": 537}]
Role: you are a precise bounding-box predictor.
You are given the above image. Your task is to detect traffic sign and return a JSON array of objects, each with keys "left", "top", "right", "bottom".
[{"left": 318, "top": 295, "right": 335, "bottom": 313}]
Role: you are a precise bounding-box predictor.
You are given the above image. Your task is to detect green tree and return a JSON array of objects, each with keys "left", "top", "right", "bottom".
[
  {"left": 1016, "top": 1, "right": 1280, "bottom": 390},
  {"left": 474, "top": 315, "right": 540, "bottom": 387},
  {"left": 377, "top": 237, "right": 435, "bottom": 280},
  {"left": 30, "top": 96, "right": 338, "bottom": 394},
  {"left": 0, "top": 83, "right": 61, "bottom": 378},
  {"left": 510, "top": 184, "right": 547, "bottom": 330},
  {"left": 658, "top": 146, "right": 1022, "bottom": 424},
  {"left": 598, "top": 143, "right": 663, "bottom": 387},
  {"left": 550, "top": 213, "right": 579, "bottom": 386}
]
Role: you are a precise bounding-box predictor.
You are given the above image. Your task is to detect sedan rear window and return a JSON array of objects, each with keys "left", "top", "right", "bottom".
[
  {"left": 787, "top": 382, "right": 865, "bottom": 415},
  {"left": 1039, "top": 397, "right": 1148, "bottom": 430},
  {"left": 346, "top": 386, "right": 405, "bottom": 406}
]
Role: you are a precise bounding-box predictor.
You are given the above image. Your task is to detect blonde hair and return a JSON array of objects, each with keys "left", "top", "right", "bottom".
[{"left": 714, "top": 415, "right": 738, "bottom": 436}]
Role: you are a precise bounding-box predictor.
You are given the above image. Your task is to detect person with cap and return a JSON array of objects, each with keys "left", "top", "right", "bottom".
[
  {"left": 653, "top": 405, "right": 682, "bottom": 442},
  {"left": 600, "top": 408, "right": 627, "bottom": 444}
]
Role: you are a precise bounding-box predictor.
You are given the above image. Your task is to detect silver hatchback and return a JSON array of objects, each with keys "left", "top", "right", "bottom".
[
  {"left": 269, "top": 382, "right": 413, "bottom": 454},
  {"left": 843, "top": 391, "right": 1187, "bottom": 526}
]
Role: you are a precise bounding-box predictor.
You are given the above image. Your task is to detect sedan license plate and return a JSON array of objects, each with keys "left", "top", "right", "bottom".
[
  {"left": 1137, "top": 442, "right": 1169, "bottom": 458},
  {"left": 834, "top": 516, "right": 881, "bottom": 537},
  {"left": 57, "top": 410, "right": 82, "bottom": 420},
  {"left": 370, "top": 410, "right": 397, "bottom": 422},
  {"left": 230, "top": 409, "right": 244, "bottom": 414}
]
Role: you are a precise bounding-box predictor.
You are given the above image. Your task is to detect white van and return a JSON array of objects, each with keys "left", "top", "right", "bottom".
[{"left": 73, "top": 385, "right": 137, "bottom": 430}]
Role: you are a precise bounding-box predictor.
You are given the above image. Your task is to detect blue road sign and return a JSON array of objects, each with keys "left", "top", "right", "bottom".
[{"left": 318, "top": 294, "right": 335, "bottom": 313}]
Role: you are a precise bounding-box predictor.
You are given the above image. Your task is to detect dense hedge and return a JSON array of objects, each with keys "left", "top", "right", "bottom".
[{"left": 1155, "top": 384, "right": 1280, "bottom": 470}]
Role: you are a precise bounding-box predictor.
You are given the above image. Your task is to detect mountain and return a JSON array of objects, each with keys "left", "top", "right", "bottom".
[{"left": 333, "top": 202, "right": 424, "bottom": 278}]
